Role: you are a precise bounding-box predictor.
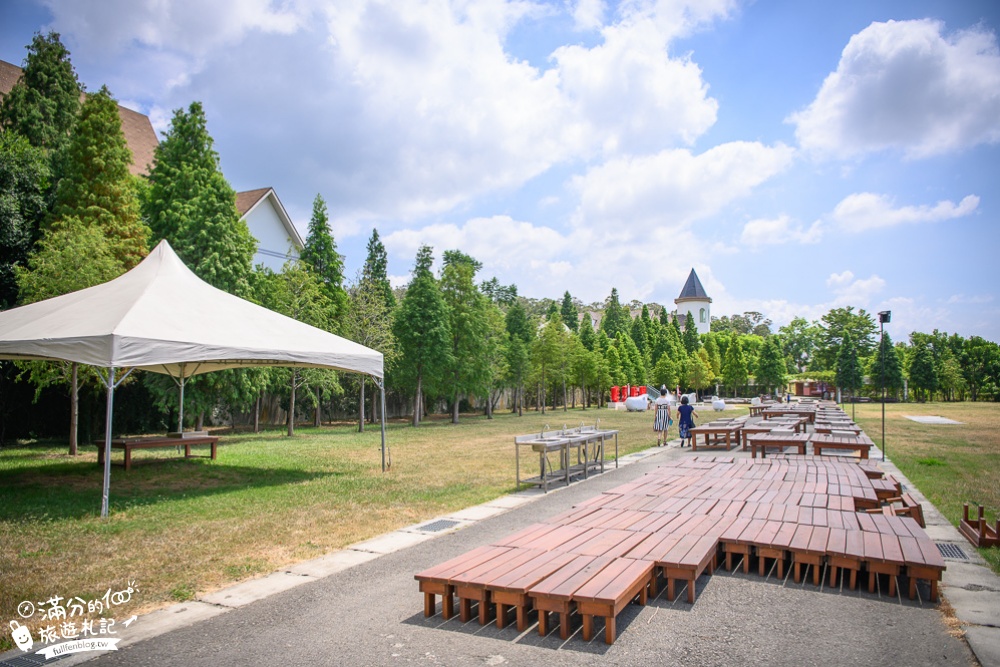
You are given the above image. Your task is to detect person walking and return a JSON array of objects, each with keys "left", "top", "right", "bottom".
[
  {"left": 653, "top": 386, "right": 673, "bottom": 446},
  {"left": 677, "top": 395, "right": 698, "bottom": 448}
]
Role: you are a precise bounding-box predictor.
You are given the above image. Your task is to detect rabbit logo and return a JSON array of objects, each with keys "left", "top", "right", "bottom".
[{"left": 9, "top": 620, "right": 32, "bottom": 651}]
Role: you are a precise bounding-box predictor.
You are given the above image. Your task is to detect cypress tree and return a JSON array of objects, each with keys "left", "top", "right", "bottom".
[
  {"left": 0, "top": 32, "right": 81, "bottom": 151},
  {"left": 560, "top": 291, "right": 579, "bottom": 332},
  {"left": 49, "top": 86, "right": 148, "bottom": 269},
  {"left": 393, "top": 246, "right": 452, "bottom": 425},
  {"left": 300, "top": 194, "right": 347, "bottom": 324},
  {"left": 363, "top": 228, "right": 395, "bottom": 310},
  {"left": 144, "top": 101, "right": 255, "bottom": 296},
  {"left": 0, "top": 133, "right": 49, "bottom": 308}
]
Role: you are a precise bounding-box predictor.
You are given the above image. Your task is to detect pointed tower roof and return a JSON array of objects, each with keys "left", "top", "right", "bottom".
[{"left": 676, "top": 268, "right": 711, "bottom": 303}]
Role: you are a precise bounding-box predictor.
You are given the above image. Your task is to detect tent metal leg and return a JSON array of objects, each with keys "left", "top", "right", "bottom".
[
  {"left": 375, "top": 377, "right": 389, "bottom": 472},
  {"left": 101, "top": 368, "right": 115, "bottom": 519}
]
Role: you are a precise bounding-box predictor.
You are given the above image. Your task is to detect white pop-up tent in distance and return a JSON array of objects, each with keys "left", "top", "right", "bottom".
[{"left": 0, "top": 240, "right": 387, "bottom": 517}]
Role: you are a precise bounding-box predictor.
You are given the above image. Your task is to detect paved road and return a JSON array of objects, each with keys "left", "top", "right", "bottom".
[{"left": 88, "top": 447, "right": 974, "bottom": 667}]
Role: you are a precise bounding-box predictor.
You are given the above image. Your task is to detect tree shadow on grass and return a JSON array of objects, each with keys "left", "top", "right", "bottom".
[{"left": 0, "top": 450, "right": 340, "bottom": 522}]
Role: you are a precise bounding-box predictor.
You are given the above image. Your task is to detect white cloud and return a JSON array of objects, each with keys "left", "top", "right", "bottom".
[
  {"left": 946, "top": 294, "right": 993, "bottom": 305},
  {"left": 831, "top": 192, "right": 979, "bottom": 232},
  {"left": 790, "top": 19, "right": 1000, "bottom": 159},
  {"left": 740, "top": 215, "right": 822, "bottom": 247},
  {"left": 572, "top": 141, "right": 795, "bottom": 228},
  {"left": 825, "top": 271, "right": 886, "bottom": 306},
  {"left": 570, "top": 0, "right": 606, "bottom": 31}
]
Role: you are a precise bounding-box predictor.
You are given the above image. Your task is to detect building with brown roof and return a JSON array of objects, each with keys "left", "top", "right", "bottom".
[
  {"left": 236, "top": 187, "right": 305, "bottom": 271},
  {"left": 0, "top": 59, "right": 159, "bottom": 176}
]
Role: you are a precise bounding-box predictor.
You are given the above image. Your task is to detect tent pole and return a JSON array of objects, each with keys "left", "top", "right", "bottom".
[
  {"left": 100, "top": 367, "right": 115, "bottom": 519},
  {"left": 377, "top": 377, "right": 388, "bottom": 472},
  {"left": 178, "top": 374, "right": 185, "bottom": 433}
]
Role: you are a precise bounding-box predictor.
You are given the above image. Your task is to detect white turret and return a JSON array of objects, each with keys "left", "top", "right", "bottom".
[{"left": 675, "top": 268, "right": 712, "bottom": 335}]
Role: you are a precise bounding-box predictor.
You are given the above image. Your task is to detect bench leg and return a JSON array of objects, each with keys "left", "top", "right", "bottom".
[
  {"left": 559, "top": 612, "right": 571, "bottom": 640},
  {"left": 496, "top": 602, "right": 507, "bottom": 629},
  {"left": 211, "top": 442, "right": 217, "bottom": 460},
  {"left": 537, "top": 610, "right": 548, "bottom": 636},
  {"left": 582, "top": 614, "right": 593, "bottom": 641},
  {"left": 605, "top": 616, "right": 616, "bottom": 645},
  {"left": 516, "top": 604, "right": 528, "bottom": 632},
  {"left": 687, "top": 578, "right": 696, "bottom": 604},
  {"left": 423, "top": 592, "right": 435, "bottom": 617},
  {"left": 459, "top": 598, "right": 472, "bottom": 623},
  {"left": 124, "top": 447, "right": 132, "bottom": 471}
]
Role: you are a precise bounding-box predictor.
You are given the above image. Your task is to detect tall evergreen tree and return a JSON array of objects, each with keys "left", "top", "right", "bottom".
[
  {"left": 579, "top": 313, "right": 596, "bottom": 351},
  {"left": 908, "top": 342, "right": 938, "bottom": 402},
  {"left": 601, "top": 288, "right": 626, "bottom": 339},
  {"left": 300, "top": 194, "right": 347, "bottom": 323},
  {"left": 144, "top": 101, "right": 255, "bottom": 296},
  {"left": 560, "top": 291, "right": 579, "bottom": 332},
  {"left": 393, "top": 246, "right": 452, "bottom": 425},
  {"left": 440, "top": 251, "right": 490, "bottom": 424},
  {"left": 49, "top": 86, "right": 148, "bottom": 269},
  {"left": 344, "top": 270, "right": 398, "bottom": 431},
  {"left": 362, "top": 228, "right": 395, "bottom": 310},
  {"left": 720, "top": 336, "right": 748, "bottom": 397},
  {"left": 869, "top": 331, "right": 904, "bottom": 399},
  {"left": 835, "top": 331, "right": 864, "bottom": 411},
  {"left": 0, "top": 32, "right": 81, "bottom": 151},
  {"left": 0, "top": 133, "right": 49, "bottom": 308},
  {"left": 682, "top": 311, "right": 701, "bottom": 354},
  {"left": 755, "top": 336, "right": 787, "bottom": 396}
]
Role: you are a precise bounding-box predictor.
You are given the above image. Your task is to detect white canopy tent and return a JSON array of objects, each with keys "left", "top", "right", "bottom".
[{"left": 0, "top": 240, "right": 387, "bottom": 517}]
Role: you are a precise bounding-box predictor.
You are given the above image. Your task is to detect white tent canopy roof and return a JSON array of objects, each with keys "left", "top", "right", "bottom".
[{"left": 0, "top": 240, "right": 383, "bottom": 379}]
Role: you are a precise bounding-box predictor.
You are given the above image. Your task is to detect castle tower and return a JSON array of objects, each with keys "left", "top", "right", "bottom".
[{"left": 675, "top": 268, "right": 712, "bottom": 335}]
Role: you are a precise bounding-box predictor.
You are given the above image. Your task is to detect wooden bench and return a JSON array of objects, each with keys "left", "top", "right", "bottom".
[
  {"left": 960, "top": 502, "right": 1000, "bottom": 548},
  {"left": 573, "top": 557, "right": 655, "bottom": 644},
  {"left": 811, "top": 434, "right": 873, "bottom": 460},
  {"left": 415, "top": 545, "right": 513, "bottom": 619},
  {"left": 528, "top": 554, "right": 615, "bottom": 639},
  {"left": 95, "top": 435, "right": 219, "bottom": 470},
  {"left": 748, "top": 433, "right": 809, "bottom": 459}
]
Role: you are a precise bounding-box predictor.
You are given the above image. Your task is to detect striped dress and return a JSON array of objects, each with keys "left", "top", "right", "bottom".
[{"left": 653, "top": 400, "right": 672, "bottom": 431}]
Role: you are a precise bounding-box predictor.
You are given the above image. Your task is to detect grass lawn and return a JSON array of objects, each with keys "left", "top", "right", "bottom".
[
  {"left": 851, "top": 402, "right": 1000, "bottom": 572},
  {"left": 0, "top": 405, "right": 672, "bottom": 646}
]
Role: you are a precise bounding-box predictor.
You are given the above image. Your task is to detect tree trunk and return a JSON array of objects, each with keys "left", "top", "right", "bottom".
[
  {"left": 69, "top": 363, "right": 79, "bottom": 455},
  {"left": 254, "top": 395, "right": 260, "bottom": 433},
  {"left": 287, "top": 371, "right": 296, "bottom": 437},
  {"left": 563, "top": 379, "right": 568, "bottom": 412},
  {"left": 486, "top": 391, "right": 493, "bottom": 419},
  {"left": 314, "top": 387, "right": 322, "bottom": 427},
  {"left": 538, "top": 381, "right": 544, "bottom": 414},
  {"left": 517, "top": 384, "right": 523, "bottom": 417},
  {"left": 196, "top": 412, "right": 204, "bottom": 431},
  {"left": 359, "top": 377, "right": 366, "bottom": 433},
  {"left": 412, "top": 375, "right": 422, "bottom": 426},
  {"left": 452, "top": 394, "right": 459, "bottom": 424}
]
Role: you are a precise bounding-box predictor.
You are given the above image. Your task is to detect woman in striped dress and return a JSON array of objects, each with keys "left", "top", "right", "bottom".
[{"left": 653, "top": 387, "right": 672, "bottom": 446}]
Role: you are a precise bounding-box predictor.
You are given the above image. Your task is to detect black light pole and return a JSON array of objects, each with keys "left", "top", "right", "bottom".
[{"left": 878, "top": 311, "right": 891, "bottom": 461}]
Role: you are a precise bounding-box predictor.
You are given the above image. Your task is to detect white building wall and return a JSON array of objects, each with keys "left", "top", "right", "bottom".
[{"left": 244, "top": 199, "right": 300, "bottom": 272}]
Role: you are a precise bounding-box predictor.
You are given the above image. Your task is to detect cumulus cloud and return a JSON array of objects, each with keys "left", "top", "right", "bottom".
[
  {"left": 825, "top": 270, "right": 886, "bottom": 306},
  {"left": 572, "top": 141, "right": 795, "bottom": 228},
  {"left": 740, "top": 215, "right": 822, "bottom": 247},
  {"left": 790, "top": 19, "right": 1000, "bottom": 159},
  {"left": 831, "top": 192, "right": 979, "bottom": 232},
  {"left": 570, "top": 0, "right": 606, "bottom": 31}
]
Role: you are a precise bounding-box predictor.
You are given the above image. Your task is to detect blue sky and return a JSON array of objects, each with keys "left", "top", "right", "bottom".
[{"left": 2, "top": 0, "right": 998, "bottom": 342}]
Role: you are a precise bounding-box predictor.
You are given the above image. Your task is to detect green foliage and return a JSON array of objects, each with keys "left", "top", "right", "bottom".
[
  {"left": 908, "top": 342, "right": 938, "bottom": 402},
  {"left": 703, "top": 335, "right": 721, "bottom": 375},
  {"left": 362, "top": 228, "right": 395, "bottom": 310},
  {"left": 720, "top": 336, "right": 748, "bottom": 396},
  {"left": 16, "top": 216, "right": 120, "bottom": 303},
  {"left": 652, "top": 352, "right": 679, "bottom": 389},
  {"left": 835, "top": 331, "right": 864, "bottom": 402},
  {"left": 961, "top": 336, "right": 1000, "bottom": 401},
  {"left": 579, "top": 313, "right": 596, "bottom": 351},
  {"left": 711, "top": 311, "right": 772, "bottom": 336},
  {"left": 0, "top": 132, "right": 49, "bottom": 308},
  {"left": 560, "top": 291, "right": 579, "bottom": 332},
  {"left": 815, "top": 307, "right": 877, "bottom": 371},
  {"left": 682, "top": 310, "right": 701, "bottom": 354},
  {"left": 532, "top": 317, "right": 569, "bottom": 410},
  {"left": 755, "top": 336, "right": 787, "bottom": 395},
  {"left": 300, "top": 194, "right": 347, "bottom": 324},
  {"left": 144, "top": 101, "right": 255, "bottom": 296},
  {"left": 481, "top": 276, "right": 517, "bottom": 306},
  {"left": 0, "top": 32, "right": 81, "bottom": 151},
  {"left": 49, "top": 86, "right": 148, "bottom": 269},
  {"left": 600, "top": 288, "right": 627, "bottom": 339},
  {"left": 779, "top": 316, "right": 821, "bottom": 372},
  {"left": 685, "top": 349, "right": 714, "bottom": 391},
  {"left": 869, "top": 332, "right": 904, "bottom": 398},
  {"left": 393, "top": 246, "right": 452, "bottom": 423},
  {"left": 440, "top": 251, "right": 492, "bottom": 422}
]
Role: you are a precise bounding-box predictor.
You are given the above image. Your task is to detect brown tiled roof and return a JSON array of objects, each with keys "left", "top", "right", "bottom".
[
  {"left": 0, "top": 60, "right": 21, "bottom": 96},
  {"left": 0, "top": 59, "right": 159, "bottom": 176},
  {"left": 235, "top": 188, "right": 271, "bottom": 216}
]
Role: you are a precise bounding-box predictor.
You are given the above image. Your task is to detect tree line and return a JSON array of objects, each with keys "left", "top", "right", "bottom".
[{"left": 2, "top": 34, "right": 998, "bottom": 448}]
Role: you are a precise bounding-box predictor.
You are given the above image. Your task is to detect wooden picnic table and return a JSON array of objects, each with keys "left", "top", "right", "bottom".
[
  {"left": 688, "top": 422, "right": 742, "bottom": 451},
  {"left": 811, "top": 433, "right": 874, "bottom": 459},
  {"left": 748, "top": 432, "right": 810, "bottom": 459},
  {"left": 761, "top": 407, "right": 817, "bottom": 423},
  {"left": 814, "top": 423, "right": 862, "bottom": 435},
  {"left": 763, "top": 416, "right": 809, "bottom": 433},
  {"left": 95, "top": 434, "right": 219, "bottom": 471}
]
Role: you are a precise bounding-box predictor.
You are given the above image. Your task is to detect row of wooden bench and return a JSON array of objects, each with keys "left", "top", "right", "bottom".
[{"left": 415, "top": 457, "right": 945, "bottom": 646}]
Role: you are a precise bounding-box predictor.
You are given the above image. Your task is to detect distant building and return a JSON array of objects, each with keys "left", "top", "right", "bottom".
[
  {"left": 674, "top": 268, "right": 712, "bottom": 335},
  {"left": 235, "top": 188, "right": 304, "bottom": 272},
  {"left": 0, "top": 59, "right": 158, "bottom": 176}
]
